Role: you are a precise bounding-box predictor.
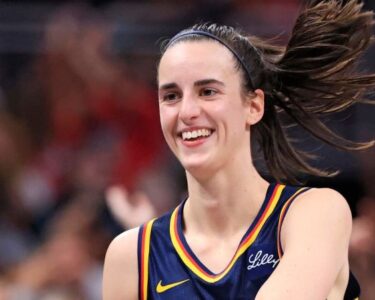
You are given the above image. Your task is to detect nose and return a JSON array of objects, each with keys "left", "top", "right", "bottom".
[{"left": 179, "top": 95, "right": 201, "bottom": 122}]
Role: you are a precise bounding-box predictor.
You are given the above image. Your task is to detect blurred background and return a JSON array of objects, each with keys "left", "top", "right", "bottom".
[{"left": 0, "top": 0, "right": 374, "bottom": 299}]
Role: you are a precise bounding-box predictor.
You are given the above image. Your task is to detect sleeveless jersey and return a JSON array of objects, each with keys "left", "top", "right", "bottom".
[{"left": 137, "top": 183, "right": 360, "bottom": 299}]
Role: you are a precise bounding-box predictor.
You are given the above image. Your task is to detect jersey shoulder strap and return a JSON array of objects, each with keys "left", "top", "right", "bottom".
[
  {"left": 276, "top": 186, "right": 311, "bottom": 257},
  {"left": 137, "top": 219, "right": 155, "bottom": 300}
]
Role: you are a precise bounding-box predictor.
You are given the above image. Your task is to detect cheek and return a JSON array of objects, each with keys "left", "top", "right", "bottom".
[
  {"left": 220, "top": 106, "right": 249, "bottom": 139},
  {"left": 159, "top": 106, "right": 176, "bottom": 140},
  {"left": 211, "top": 101, "right": 247, "bottom": 126}
]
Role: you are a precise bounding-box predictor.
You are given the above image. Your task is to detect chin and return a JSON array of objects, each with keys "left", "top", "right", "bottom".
[{"left": 180, "top": 156, "right": 219, "bottom": 180}]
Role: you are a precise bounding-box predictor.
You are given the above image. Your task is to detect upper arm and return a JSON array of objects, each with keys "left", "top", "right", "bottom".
[
  {"left": 103, "top": 227, "right": 140, "bottom": 300},
  {"left": 256, "top": 188, "right": 352, "bottom": 300}
]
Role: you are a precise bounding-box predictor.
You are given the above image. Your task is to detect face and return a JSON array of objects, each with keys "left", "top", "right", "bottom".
[{"left": 158, "top": 40, "right": 263, "bottom": 177}]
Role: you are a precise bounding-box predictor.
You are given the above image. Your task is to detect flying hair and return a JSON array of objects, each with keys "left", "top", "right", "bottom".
[{"left": 160, "top": 0, "right": 375, "bottom": 184}]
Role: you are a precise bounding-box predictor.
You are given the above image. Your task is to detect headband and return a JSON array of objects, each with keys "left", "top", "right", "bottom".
[{"left": 166, "top": 30, "right": 255, "bottom": 90}]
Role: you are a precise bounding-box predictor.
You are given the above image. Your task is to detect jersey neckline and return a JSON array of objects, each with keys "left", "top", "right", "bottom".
[{"left": 169, "top": 182, "right": 285, "bottom": 283}]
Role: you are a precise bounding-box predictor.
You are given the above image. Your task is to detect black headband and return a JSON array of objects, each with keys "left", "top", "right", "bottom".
[{"left": 166, "top": 30, "right": 255, "bottom": 90}]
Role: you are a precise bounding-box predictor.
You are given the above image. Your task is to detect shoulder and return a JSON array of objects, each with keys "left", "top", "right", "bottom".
[
  {"left": 105, "top": 226, "right": 140, "bottom": 264},
  {"left": 285, "top": 187, "right": 352, "bottom": 229},
  {"left": 256, "top": 188, "right": 353, "bottom": 299},
  {"left": 282, "top": 188, "right": 352, "bottom": 245},
  {"left": 281, "top": 187, "right": 352, "bottom": 256},
  {"left": 289, "top": 187, "right": 352, "bottom": 215},
  {"left": 103, "top": 227, "right": 140, "bottom": 300}
]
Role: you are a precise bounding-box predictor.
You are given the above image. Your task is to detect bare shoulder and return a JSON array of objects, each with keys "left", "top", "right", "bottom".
[
  {"left": 294, "top": 188, "right": 351, "bottom": 213},
  {"left": 282, "top": 188, "right": 352, "bottom": 243},
  {"left": 282, "top": 187, "right": 353, "bottom": 254},
  {"left": 299, "top": 187, "right": 351, "bottom": 209},
  {"left": 287, "top": 187, "right": 352, "bottom": 228},
  {"left": 256, "top": 188, "right": 353, "bottom": 299},
  {"left": 103, "top": 227, "right": 140, "bottom": 300}
]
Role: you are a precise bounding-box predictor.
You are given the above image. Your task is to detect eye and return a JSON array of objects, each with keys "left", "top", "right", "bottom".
[
  {"left": 200, "top": 88, "right": 217, "bottom": 97},
  {"left": 160, "top": 91, "right": 181, "bottom": 102}
]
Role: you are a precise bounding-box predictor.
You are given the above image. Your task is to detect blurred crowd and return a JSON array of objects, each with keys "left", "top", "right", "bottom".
[
  {"left": 0, "top": 1, "right": 373, "bottom": 299},
  {"left": 0, "top": 4, "right": 179, "bottom": 299}
]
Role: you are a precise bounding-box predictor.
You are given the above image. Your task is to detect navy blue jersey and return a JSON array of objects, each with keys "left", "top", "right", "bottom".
[{"left": 137, "top": 183, "right": 360, "bottom": 299}]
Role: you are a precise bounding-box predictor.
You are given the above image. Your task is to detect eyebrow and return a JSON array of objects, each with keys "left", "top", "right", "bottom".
[
  {"left": 159, "top": 82, "right": 178, "bottom": 91},
  {"left": 194, "top": 79, "right": 225, "bottom": 87},
  {"left": 159, "top": 78, "right": 225, "bottom": 91}
]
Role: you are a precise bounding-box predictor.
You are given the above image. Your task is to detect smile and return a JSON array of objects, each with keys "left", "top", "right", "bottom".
[{"left": 180, "top": 128, "right": 213, "bottom": 141}]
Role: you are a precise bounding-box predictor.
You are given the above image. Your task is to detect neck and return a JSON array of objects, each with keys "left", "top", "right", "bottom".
[{"left": 184, "top": 158, "right": 269, "bottom": 238}]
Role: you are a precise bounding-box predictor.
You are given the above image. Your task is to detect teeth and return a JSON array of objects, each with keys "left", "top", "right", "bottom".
[{"left": 182, "top": 129, "right": 212, "bottom": 140}]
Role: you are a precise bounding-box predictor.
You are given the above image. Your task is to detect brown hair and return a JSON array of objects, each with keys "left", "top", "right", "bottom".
[{"left": 160, "top": 0, "right": 375, "bottom": 184}]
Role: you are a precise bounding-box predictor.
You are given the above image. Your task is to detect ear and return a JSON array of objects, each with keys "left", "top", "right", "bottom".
[{"left": 245, "top": 89, "right": 265, "bottom": 126}]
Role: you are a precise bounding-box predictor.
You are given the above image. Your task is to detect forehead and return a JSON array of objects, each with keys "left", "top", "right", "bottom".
[{"left": 158, "top": 40, "right": 239, "bottom": 86}]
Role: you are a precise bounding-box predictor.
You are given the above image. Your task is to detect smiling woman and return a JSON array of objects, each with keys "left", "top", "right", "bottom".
[
  {"left": 103, "top": 1, "right": 374, "bottom": 299},
  {"left": 158, "top": 40, "right": 257, "bottom": 178}
]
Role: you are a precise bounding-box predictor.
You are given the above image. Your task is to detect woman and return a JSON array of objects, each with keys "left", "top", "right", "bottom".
[{"left": 103, "top": 0, "right": 374, "bottom": 299}]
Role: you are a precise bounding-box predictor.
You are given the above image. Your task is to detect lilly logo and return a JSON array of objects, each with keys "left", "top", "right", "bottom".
[{"left": 247, "top": 250, "right": 279, "bottom": 271}]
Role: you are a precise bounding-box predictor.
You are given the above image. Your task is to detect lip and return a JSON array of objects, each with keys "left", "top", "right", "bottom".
[
  {"left": 180, "top": 137, "right": 209, "bottom": 148},
  {"left": 177, "top": 126, "right": 215, "bottom": 148}
]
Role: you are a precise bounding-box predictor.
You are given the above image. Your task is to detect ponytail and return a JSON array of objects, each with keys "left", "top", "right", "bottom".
[{"left": 251, "top": 0, "right": 375, "bottom": 183}]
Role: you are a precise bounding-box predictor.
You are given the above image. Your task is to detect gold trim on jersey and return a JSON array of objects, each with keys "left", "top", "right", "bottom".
[
  {"left": 170, "top": 184, "right": 285, "bottom": 283},
  {"left": 140, "top": 219, "right": 155, "bottom": 300}
]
